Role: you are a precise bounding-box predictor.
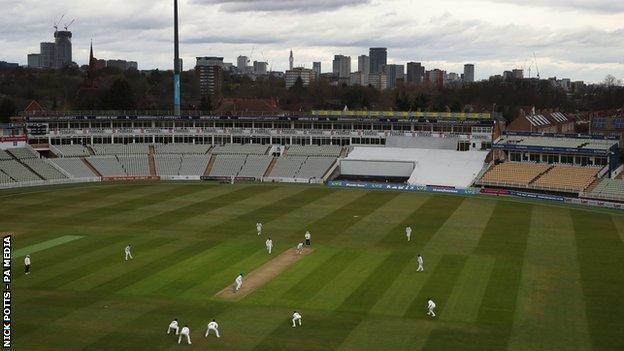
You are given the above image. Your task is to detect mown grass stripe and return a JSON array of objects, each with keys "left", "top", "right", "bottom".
[
  {"left": 379, "top": 195, "right": 464, "bottom": 248},
  {"left": 13, "top": 234, "right": 129, "bottom": 286},
  {"left": 43, "top": 236, "right": 171, "bottom": 290},
  {"left": 118, "top": 240, "right": 224, "bottom": 295},
  {"left": 129, "top": 185, "right": 277, "bottom": 230},
  {"left": 58, "top": 236, "right": 179, "bottom": 292},
  {"left": 338, "top": 250, "right": 414, "bottom": 314},
  {"left": 13, "top": 235, "right": 83, "bottom": 258},
  {"left": 252, "top": 310, "right": 363, "bottom": 351},
  {"left": 422, "top": 202, "right": 532, "bottom": 350},
  {"left": 50, "top": 184, "right": 204, "bottom": 225},
  {"left": 306, "top": 191, "right": 401, "bottom": 242},
  {"left": 277, "top": 249, "right": 359, "bottom": 306},
  {"left": 404, "top": 254, "right": 468, "bottom": 319},
  {"left": 571, "top": 210, "right": 624, "bottom": 350},
  {"left": 202, "top": 187, "right": 337, "bottom": 236}
]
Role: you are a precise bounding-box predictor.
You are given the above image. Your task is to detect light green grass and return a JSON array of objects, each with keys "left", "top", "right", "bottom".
[{"left": 5, "top": 182, "right": 624, "bottom": 350}]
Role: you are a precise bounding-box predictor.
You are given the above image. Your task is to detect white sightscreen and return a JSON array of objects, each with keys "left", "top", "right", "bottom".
[{"left": 340, "top": 160, "right": 414, "bottom": 177}]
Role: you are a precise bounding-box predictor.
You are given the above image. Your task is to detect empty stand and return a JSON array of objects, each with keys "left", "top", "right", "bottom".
[
  {"left": 155, "top": 144, "right": 211, "bottom": 154},
  {"left": 22, "top": 159, "right": 67, "bottom": 180},
  {"left": 479, "top": 162, "right": 551, "bottom": 186},
  {"left": 91, "top": 144, "right": 150, "bottom": 155},
  {"left": 287, "top": 145, "right": 342, "bottom": 157},
  {"left": 117, "top": 155, "right": 150, "bottom": 176},
  {"left": 297, "top": 157, "right": 336, "bottom": 179},
  {"left": 86, "top": 156, "right": 127, "bottom": 176},
  {"left": 238, "top": 155, "right": 272, "bottom": 179},
  {"left": 52, "top": 145, "right": 91, "bottom": 157},
  {"left": 532, "top": 165, "right": 600, "bottom": 192},
  {"left": 50, "top": 158, "right": 97, "bottom": 178},
  {"left": 209, "top": 155, "right": 246, "bottom": 177},
  {"left": 586, "top": 179, "right": 624, "bottom": 202},
  {"left": 268, "top": 156, "right": 307, "bottom": 178},
  {"left": 211, "top": 143, "right": 268, "bottom": 155},
  {"left": 0, "top": 160, "right": 42, "bottom": 182},
  {"left": 7, "top": 147, "right": 39, "bottom": 159}
]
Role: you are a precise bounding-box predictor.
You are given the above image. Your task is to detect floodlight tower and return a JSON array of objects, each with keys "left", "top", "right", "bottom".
[{"left": 173, "top": 0, "right": 181, "bottom": 116}]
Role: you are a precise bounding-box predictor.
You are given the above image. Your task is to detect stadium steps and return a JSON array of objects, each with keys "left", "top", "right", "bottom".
[
  {"left": 263, "top": 157, "right": 278, "bottom": 178},
  {"left": 204, "top": 154, "right": 216, "bottom": 176},
  {"left": 339, "top": 146, "right": 349, "bottom": 158},
  {"left": 148, "top": 154, "right": 157, "bottom": 177},
  {"left": 86, "top": 145, "right": 96, "bottom": 155},
  {"left": 527, "top": 165, "right": 555, "bottom": 185},
  {"left": 18, "top": 161, "right": 45, "bottom": 180},
  {"left": 82, "top": 157, "right": 102, "bottom": 177},
  {"left": 584, "top": 178, "right": 602, "bottom": 193}
]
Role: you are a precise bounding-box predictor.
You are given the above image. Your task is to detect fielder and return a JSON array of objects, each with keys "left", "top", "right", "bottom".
[
  {"left": 234, "top": 273, "right": 244, "bottom": 292},
  {"left": 124, "top": 244, "right": 133, "bottom": 261},
  {"left": 292, "top": 311, "right": 302, "bottom": 327},
  {"left": 256, "top": 222, "right": 263, "bottom": 235},
  {"left": 205, "top": 319, "right": 220, "bottom": 338},
  {"left": 405, "top": 226, "right": 412, "bottom": 241},
  {"left": 427, "top": 298, "right": 436, "bottom": 317},
  {"left": 296, "top": 242, "right": 304, "bottom": 254},
  {"left": 24, "top": 254, "right": 31, "bottom": 275},
  {"left": 178, "top": 325, "right": 191, "bottom": 344},
  {"left": 167, "top": 318, "right": 179, "bottom": 335},
  {"left": 266, "top": 237, "right": 273, "bottom": 254},
  {"left": 417, "top": 254, "right": 424, "bottom": 272},
  {"left": 304, "top": 231, "right": 311, "bottom": 246}
]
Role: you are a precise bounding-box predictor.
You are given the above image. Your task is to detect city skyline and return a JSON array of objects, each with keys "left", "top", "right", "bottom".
[{"left": 1, "top": 0, "right": 623, "bottom": 83}]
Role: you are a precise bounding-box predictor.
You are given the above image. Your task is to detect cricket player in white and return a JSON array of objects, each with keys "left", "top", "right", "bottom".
[
  {"left": 417, "top": 254, "right": 424, "bottom": 272},
  {"left": 296, "top": 242, "right": 304, "bottom": 254},
  {"left": 124, "top": 244, "right": 133, "bottom": 261},
  {"left": 304, "top": 231, "right": 311, "bottom": 246},
  {"left": 406, "top": 226, "right": 412, "bottom": 241},
  {"left": 24, "top": 255, "right": 31, "bottom": 275},
  {"left": 234, "top": 273, "right": 243, "bottom": 292},
  {"left": 205, "top": 319, "right": 220, "bottom": 338},
  {"left": 256, "top": 222, "right": 263, "bottom": 235},
  {"left": 427, "top": 298, "right": 436, "bottom": 317},
  {"left": 266, "top": 237, "right": 273, "bottom": 254},
  {"left": 178, "top": 325, "right": 191, "bottom": 344},
  {"left": 167, "top": 318, "right": 179, "bottom": 335},
  {"left": 292, "top": 311, "right": 302, "bottom": 327}
]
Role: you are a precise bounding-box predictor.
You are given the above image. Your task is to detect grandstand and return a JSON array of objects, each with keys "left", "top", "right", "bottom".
[
  {"left": 209, "top": 155, "right": 246, "bottom": 177},
  {"left": 0, "top": 160, "right": 41, "bottom": 181},
  {"left": 532, "top": 165, "right": 600, "bottom": 192},
  {"left": 211, "top": 144, "right": 268, "bottom": 155},
  {"left": 238, "top": 155, "right": 273, "bottom": 179},
  {"left": 585, "top": 179, "right": 624, "bottom": 202},
  {"left": 154, "top": 143, "right": 211, "bottom": 154},
  {"left": 7, "top": 146, "right": 39, "bottom": 159},
  {"left": 287, "top": 145, "right": 342, "bottom": 157},
  {"left": 0, "top": 171, "right": 13, "bottom": 184},
  {"left": 297, "top": 157, "right": 336, "bottom": 180},
  {"left": 0, "top": 149, "right": 13, "bottom": 160},
  {"left": 22, "top": 158, "right": 68, "bottom": 180},
  {"left": 179, "top": 155, "right": 210, "bottom": 176},
  {"left": 117, "top": 155, "right": 150, "bottom": 176},
  {"left": 268, "top": 156, "right": 307, "bottom": 179},
  {"left": 91, "top": 144, "right": 150, "bottom": 155},
  {"left": 154, "top": 154, "right": 182, "bottom": 176},
  {"left": 50, "top": 158, "right": 97, "bottom": 178},
  {"left": 51, "top": 145, "right": 92, "bottom": 158},
  {"left": 479, "top": 162, "right": 551, "bottom": 187},
  {"left": 86, "top": 156, "right": 127, "bottom": 176}
]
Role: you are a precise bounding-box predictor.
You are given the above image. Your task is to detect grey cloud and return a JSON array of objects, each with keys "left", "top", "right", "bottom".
[{"left": 192, "top": 0, "right": 371, "bottom": 13}]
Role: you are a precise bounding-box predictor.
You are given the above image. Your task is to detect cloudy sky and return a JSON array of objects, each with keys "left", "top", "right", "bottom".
[{"left": 1, "top": 0, "right": 623, "bottom": 82}]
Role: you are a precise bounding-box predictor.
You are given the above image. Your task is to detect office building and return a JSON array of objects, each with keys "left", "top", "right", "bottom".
[
  {"left": 106, "top": 60, "right": 138, "bottom": 71},
  {"left": 463, "top": 64, "right": 475, "bottom": 83},
  {"left": 40, "top": 42, "right": 56, "bottom": 69},
  {"left": 312, "top": 62, "right": 321, "bottom": 77},
  {"left": 358, "top": 55, "right": 370, "bottom": 85},
  {"left": 196, "top": 56, "right": 224, "bottom": 96},
  {"left": 426, "top": 69, "right": 445, "bottom": 87},
  {"left": 285, "top": 67, "right": 316, "bottom": 88},
  {"left": 253, "top": 61, "right": 268, "bottom": 75},
  {"left": 237, "top": 56, "right": 249, "bottom": 72},
  {"left": 406, "top": 62, "right": 425, "bottom": 85},
  {"left": 27, "top": 54, "right": 42, "bottom": 68},
  {"left": 289, "top": 50, "right": 294, "bottom": 70},
  {"left": 385, "top": 64, "right": 404, "bottom": 89},
  {"left": 369, "top": 72, "right": 388, "bottom": 90},
  {"left": 369, "top": 47, "right": 387, "bottom": 74},
  {"left": 512, "top": 69, "right": 524, "bottom": 79},
  {"left": 332, "top": 55, "right": 351, "bottom": 78},
  {"left": 54, "top": 30, "right": 72, "bottom": 68}
]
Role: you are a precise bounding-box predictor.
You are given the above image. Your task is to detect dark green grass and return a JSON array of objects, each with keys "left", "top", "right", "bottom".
[{"left": 4, "top": 182, "right": 624, "bottom": 350}]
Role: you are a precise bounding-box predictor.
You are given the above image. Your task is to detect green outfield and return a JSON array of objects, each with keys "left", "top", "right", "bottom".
[{"left": 5, "top": 182, "right": 624, "bottom": 350}]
